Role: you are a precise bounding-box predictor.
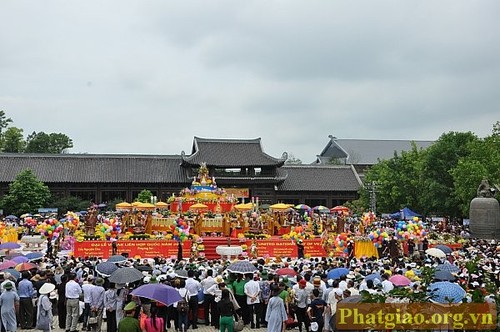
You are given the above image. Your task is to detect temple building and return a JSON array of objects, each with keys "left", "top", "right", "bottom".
[{"left": 0, "top": 137, "right": 362, "bottom": 207}]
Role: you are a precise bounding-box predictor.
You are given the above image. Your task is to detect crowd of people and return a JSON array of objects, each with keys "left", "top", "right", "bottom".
[{"left": 0, "top": 233, "right": 497, "bottom": 332}]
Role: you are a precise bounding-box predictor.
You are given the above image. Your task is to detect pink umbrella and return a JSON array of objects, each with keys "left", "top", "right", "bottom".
[
  {"left": 389, "top": 274, "right": 411, "bottom": 286},
  {"left": 0, "top": 260, "right": 17, "bottom": 271}
]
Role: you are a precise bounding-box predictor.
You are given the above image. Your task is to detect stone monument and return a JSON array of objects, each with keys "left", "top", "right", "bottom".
[{"left": 469, "top": 179, "right": 500, "bottom": 239}]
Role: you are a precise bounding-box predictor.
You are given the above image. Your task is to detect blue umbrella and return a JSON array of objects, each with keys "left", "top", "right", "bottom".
[
  {"left": 107, "top": 255, "right": 128, "bottom": 264},
  {"left": 365, "top": 273, "right": 382, "bottom": 282},
  {"left": 226, "top": 261, "right": 257, "bottom": 274},
  {"left": 327, "top": 267, "right": 350, "bottom": 280},
  {"left": 11, "top": 256, "right": 29, "bottom": 264},
  {"left": 5, "top": 215, "right": 18, "bottom": 220},
  {"left": 3, "top": 268, "right": 21, "bottom": 280},
  {"left": 434, "top": 270, "right": 455, "bottom": 281},
  {"left": 25, "top": 252, "right": 44, "bottom": 261},
  {"left": 436, "top": 262, "right": 460, "bottom": 274},
  {"left": 428, "top": 281, "right": 466, "bottom": 303},
  {"left": 0, "top": 242, "right": 21, "bottom": 250},
  {"left": 435, "top": 245, "right": 453, "bottom": 255},
  {"left": 96, "top": 262, "right": 119, "bottom": 277},
  {"left": 130, "top": 283, "right": 182, "bottom": 306}
]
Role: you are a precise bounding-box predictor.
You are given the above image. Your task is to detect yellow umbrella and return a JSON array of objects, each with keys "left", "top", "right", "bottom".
[
  {"left": 234, "top": 203, "right": 255, "bottom": 211},
  {"left": 155, "top": 201, "right": 168, "bottom": 209},
  {"left": 136, "top": 203, "right": 156, "bottom": 211},
  {"left": 189, "top": 203, "right": 209, "bottom": 210},
  {"left": 270, "top": 203, "right": 292, "bottom": 211},
  {"left": 116, "top": 202, "right": 132, "bottom": 208}
]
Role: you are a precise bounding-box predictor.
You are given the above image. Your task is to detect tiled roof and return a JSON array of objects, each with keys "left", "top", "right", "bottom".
[
  {"left": 0, "top": 153, "right": 188, "bottom": 184},
  {"left": 317, "top": 138, "right": 434, "bottom": 165},
  {"left": 181, "top": 137, "right": 286, "bottom": 167},
  {"left": 278, "top": 165, "right": 362, "bottom": 191}
]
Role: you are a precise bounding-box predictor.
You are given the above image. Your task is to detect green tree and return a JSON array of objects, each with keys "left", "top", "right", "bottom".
[
  {"left": 0, "top": 110, "right": 13, "bottom": 150},
  {"left": 421, "top": 131, "right": 479, "bottom": 218},
  {"left": 0, "top": 169, "right": 51, "bottom": 216},
  {"left": 452, "top": 122, "right": 500, "bottom": 215},
  {"left": 359, "top": 143, "right": 426, "bottom": 214},
  {"left": 2, "top": 127, "right": 25, "bottom": 152},
  {"left": 136, "top": 189, "right": 154, "bottom": 203},
  {"left": 25, "top": 131, "right": 73, "bottom": 153}
]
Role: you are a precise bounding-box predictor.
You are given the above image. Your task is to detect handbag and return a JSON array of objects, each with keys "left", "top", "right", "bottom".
[
  {"left": 233, "top": 317, "right": 244, "bottom": 332},
  {"left": 88, "top": 309, "right": 100, "bottom": 325}
]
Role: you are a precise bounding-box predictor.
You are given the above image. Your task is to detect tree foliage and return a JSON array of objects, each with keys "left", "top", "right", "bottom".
[
  {"left": 136, "top": 189, "right": 154, "bottom": 203},
  {"left": 0, "top": 169, "right": 51, "bottom": 216},
  {"left": 451, "top": 122, "right": 500, "bottom": 215},
  {"left": 360, "top": 142, "right": 426, "bottom": 214},
  {"left": 47, "top": 195, "right": 91, "bottom": 215},
  {"left": 0, "top": 110, "right": 13, "bottom": 150},
  {"left": 420, "top": 131, "right": 479, "bottom": 218},
  {"left": 25, "top": 131, "right": 73, "bottom": 153},
  {"left": 2, "top": 127, "right": 25, "bottom": 153}
]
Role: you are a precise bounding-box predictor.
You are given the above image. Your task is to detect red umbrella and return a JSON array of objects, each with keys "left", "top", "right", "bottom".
[
  {"left": 331, "top": 206, "right": 350, "bottom": 214},
  {"left": 15, "top": 262, "right": 37, "bottom": 271},
  {"left": 275, "top": 267, "right": 297, "bottom": 277}
]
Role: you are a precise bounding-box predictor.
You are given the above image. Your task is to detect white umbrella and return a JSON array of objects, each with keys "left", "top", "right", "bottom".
[{"left": 425, "top": 248, "right": 446, "bottom": 258}]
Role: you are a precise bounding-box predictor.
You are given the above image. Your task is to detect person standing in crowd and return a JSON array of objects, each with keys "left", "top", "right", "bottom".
[
  {"left": 18, "top": 271, "right": 35, "bottom": 329},
  {"left": 294, "top": 279, "right": 310, "bottom": 332},
  {"left": 201, "top": 269, "right": 216, "bottom": 327},
  {"left": 244, "top": 273, "right": 261, "bottom": 329},
  {"left": 65, "top": 272, "right": 82, "bottom": 332},
  {"left": 105, "top": 283, "right": 118, "bottom": 332},
  {"left": 81, "top": 276, "right": 95, "bottom": 331},
  {"left": 0, "top": 282, "right": 19, "bottom": 332},
  {"left": 259, "top": 273, "right": 272, "bottom": 328},
  {"left": 116, "top": 283, "right": 128, "bottom": 324},
  {"left": 36, "top": 283, "right": 56, "bottom": 332},
  {"left": 185, "top": 270, "right": 201, "bottom": 329},
  {"left": 232, "top": 274, "right": 248, "bottom": 325},
  {"left": 407, "top": 237, "right": 416, "bottom": 256},
  {"left": 265, "top": 284, "right": 287, "bottom": 332},
  {"left": 57, "top": 274, "right": 68, "bottom": 330},
  {"left": 307, "top": 289, "right": 326, "bottom": 332},
  {"left": 89, "top": 277, "right": 105, "bottom": 332},
  {"left": 141, "top": 304, "right": 164, "bottom": 332},
  {"left": 175, "top": 279, "right": 189, "bottom": 332},
  {"left": 217, "top": 289, "right": 237, "bottom": 332},
  {"left": 118, "top": 302, "right": 141, "bottom": 332}
]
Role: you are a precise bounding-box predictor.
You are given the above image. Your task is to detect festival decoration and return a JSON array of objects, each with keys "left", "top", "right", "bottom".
[
  {"left": 169, "top": 217, "right": 190, "bottom": 242},
  {"left": 35, "top": 218, "right": 64, "bottom": 240}
]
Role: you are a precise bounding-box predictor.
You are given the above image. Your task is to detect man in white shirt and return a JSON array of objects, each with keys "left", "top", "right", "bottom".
[
  {"left": 244, "top": 274, "right": 261, "bottom": 329},
  {"left": 201, "top": 269, "right": 217, "bottom": 326},
  {"left": 185, "top": 270, "right": 202, "bottom": 329},
  {"left": 65, "top": 273, "right": 83, "bottom": 332},
  {"left": 381, "top": 274, "right": 394, "bottom": 293},
  {"left": 81, "top": 276, "right": 95, "bottom": 331}
]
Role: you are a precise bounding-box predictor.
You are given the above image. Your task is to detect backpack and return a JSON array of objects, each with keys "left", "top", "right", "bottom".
[{"left": 177, "top": 290, "right": 189, "bottom": 313}]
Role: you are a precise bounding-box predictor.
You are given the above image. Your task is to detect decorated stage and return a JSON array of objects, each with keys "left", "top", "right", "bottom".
[{"left": 74, "top": 237, "right": 329, "bottom": 259}]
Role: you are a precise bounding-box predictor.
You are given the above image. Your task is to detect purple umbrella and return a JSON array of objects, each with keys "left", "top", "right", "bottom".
[
  {"left": 11, "top": 256, "right": 28, "bottom": 264},
  {"left": 130, "top": 283, "right": 182, "bottom": 306},
  {"left": 0, "top": 242, "right": 21, "bottom": 250}
]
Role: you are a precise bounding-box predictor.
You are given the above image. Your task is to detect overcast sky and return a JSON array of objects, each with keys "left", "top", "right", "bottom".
[{"left": 1, "top": 1, "right": 499, "bottom": 163}]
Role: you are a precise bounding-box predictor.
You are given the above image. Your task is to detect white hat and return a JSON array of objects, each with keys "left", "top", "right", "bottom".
[
  {"left": 335, "top": 289, "right": 343, "bottom": 296},
  {"left": 39, "top": 283, "right": 56, "bottom": 295}
]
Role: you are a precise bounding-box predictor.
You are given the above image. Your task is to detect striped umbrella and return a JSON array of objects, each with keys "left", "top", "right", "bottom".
[
  {"left": 294, "top": 204, "right": 311, "bottom": 210},
  {"left": 226, "top": 261, "right": 257, "bottom": 274}
]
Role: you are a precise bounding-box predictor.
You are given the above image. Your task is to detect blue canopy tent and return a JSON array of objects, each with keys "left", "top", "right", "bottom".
[{"left": 390, "top": 207, "right": 421, "bottom": 220}]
